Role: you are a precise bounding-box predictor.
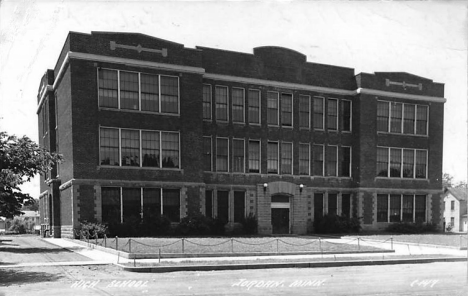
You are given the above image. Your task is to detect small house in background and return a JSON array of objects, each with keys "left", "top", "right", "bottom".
[{"left": 443, "top": 187, "right": 468, "bottom": 232}]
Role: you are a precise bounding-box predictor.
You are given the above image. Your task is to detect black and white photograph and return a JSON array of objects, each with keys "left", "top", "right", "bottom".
[{"left": 0, "top": 0, "right": 467, "bottom": 295}]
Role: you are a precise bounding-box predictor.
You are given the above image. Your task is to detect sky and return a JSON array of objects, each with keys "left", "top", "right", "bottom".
[{"left": 0, "top": 0, "right": 467, "bottom": 197}]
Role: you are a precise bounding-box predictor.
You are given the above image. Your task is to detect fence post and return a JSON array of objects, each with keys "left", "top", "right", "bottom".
[
  {"left": 390, "top": 236, "right": 393, "bottom": 250},
  {"left": 129, "top": 238, "right": 132, "bottom": 253},
  {"left": 104, "top": 235, "right": 107, "bottom": 248},
  {"left": 231, "top": 238, "right": 234, "bottom": 253},
  {"left": 95, "top": 233, "right": 98, "bottom": 245},
  {"left": 460, "top": 235, "right": 462, "bottom": 249},
  {"left": 276, "top": 238, "right": 279, "bottom": 254},
  {"left": 159, "top": 248, "right": 161, "bottom": 263},
  {"left": 182, "top": 238, "right": 185, "bottom": 254},
  {"left": 116, "top": 236, "right": 118, "bottom": 251},
  {"left": 358, "top": 237, "right": 360, "bottom": 251},
  {"left": 319, "top": 237, "right": 322, "bottom": 252}
]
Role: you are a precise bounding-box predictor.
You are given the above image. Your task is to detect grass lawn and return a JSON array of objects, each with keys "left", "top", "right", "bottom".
[
  {"left": 347, "top": 233, "right": 468, "bottom": 248},
  {"left": 89, "top": 237, "right": 382, "bottom": 254}
]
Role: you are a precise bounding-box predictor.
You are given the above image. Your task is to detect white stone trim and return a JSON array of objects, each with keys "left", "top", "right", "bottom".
[{"left": 356, "top": 88, "right": 446, "bottom": 103}]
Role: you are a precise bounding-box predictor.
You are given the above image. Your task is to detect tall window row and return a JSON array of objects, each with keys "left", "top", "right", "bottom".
[
  {"left": 377, "top": 194, "right": 426, "bottom": 223},
  {"left": 98, "top": 68, "right": 179, "bottom": 114},
  {"left": 203, "top": 84, "right": 352, "bottom": 131},
  {"left": 376, "top": 147, "right": 427, "bottom": 179},
  {"left": 205, "top": 190, "right": 245, "bottom": 223},
  {"left": 314, "top": 193, "right": 352, "bottom": 219},
  {"left": 101, "top": 187, "right": 180, "bottom": 223},
  {"left": 100, "top": 127, "right": 180, "bottom": 169},
  {"left": 377, "top": 101, "right": 428, "bottom": 135},
  {"left": 203, "top": 137, "right": 351, "bottom": 177}
]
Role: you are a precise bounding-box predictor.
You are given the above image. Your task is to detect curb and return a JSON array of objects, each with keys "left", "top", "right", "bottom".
[
  {"left": 353, "top": 237, "right": 468, "bottom": 251},
  {"left": 117, "top": 257, "right": 467, "bottom": 273}
]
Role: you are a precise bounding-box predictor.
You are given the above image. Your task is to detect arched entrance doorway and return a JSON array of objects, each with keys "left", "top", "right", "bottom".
[{"left": 271, "top": 194, "right": 290, "bottom": 234}]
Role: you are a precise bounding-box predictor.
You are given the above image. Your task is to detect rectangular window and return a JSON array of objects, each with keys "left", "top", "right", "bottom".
[
  {"left": 102, "top": 187, "right": 121, "bottom": 223},
  {"left": 203, "top": 84, "right": 212, "bottom": 120},
  {"left": 281, "top": 93, "right": 293, "bottom": 127},
  {"left": 267, "top": 142, "right": 279, "bottom": 174},
  {"left": 98, "top": 69, "right": 118, "bottom": 108},
  {"left": 205, "top": 190, "right": 213, "bottom": 218},
  {"left": 100, "top": 128, "right": 120, "bottom": 166},
  {"left": 326, "top": 145, "right": 338, "bottom": 176},
  {"left": 328, "top": 193, "right": 337, "bottom": 215},
  {"left": 402, "top": 195, "right": 414, "bottom": 222},
  {"left": 161, "top": 132, "right": 179, "bottom": 168},
  {"left": 162, "top": 189, "right": 180, "bottom": 222},
  {"left": 232, "top": 139, "right": 245, "bottom": 173},
  {"left": 415, "top": 150, "right": 427, "bottom": 178},
  {"left": 281, "top": 142, "right": 293, "bottom": 174},
  {"left": 122, "top": 188, "right": 141, "bottom": 222},
  {"left": 327, "top": 99, "right": 338, "bottom": 131},
  {"left": 140, "top": 73, "right": 159, "bottom": 112},
  {"left": 248, "top": 140, "right": 260, "bottom": 173},
  {"left": 377, "top": 101, "right": 390, "bottom": 132},
  {"left": 215, "top": 86, "right": 228, "bottom": 122},
  {"left": 248, "top": 90, "right": 260, "bottom": 124},
  {"left": 121, "top": 129, "right": 140, "bottom": 167},
  {"left": 120, "top": 71, "right": 139, "bottom": 110},
  {"left": 390, "top": 148, "right": 402, "bottom": 177},
  {"left": 341, "top": 194, "right": 351, "bottom": 217},
  {"left": 377, "top": 147, "right": 389, "bottom": 177},
  {"left": 313, "top": 144, "right": 324, "bottom": 176},
  {"left": 160, "top": 76, "right": 179, "bottom": 114},
  {"left": 216, "top": 138, "right": 229, "bottom": 172},
  {"left": 416, "top": 105, "right": 428, "bottom": 135},
  {"left": 142, "top": 188, "right": 161, "bottom": 223},
  {"left": 267, "top": 92, "right": 279, "bottom": 125},
  {"left": 232, "top": 88, "right": 245, "bottom": 123},
  {"left": 141, "top": 131, "right": 160, "bottom": 167},
  {"left": 390, "top": 102, "right": 403, "bottom": 133},
  {"left": 299, "top": 143, "right": 310, "bottom": 175},
  {"left": 402, "top": 149, "right": 414, "bottom": 178},
  {"left": 313, "top": 97, "right": 324, "bottom": 129},
  {"left": 415, "top": 195, "right": 426, "bottom": 222},
  {"left": 299, "top": 95, "right": 310, "bottom": 129},
  {"left": 341, "top": 146, "right": 351, "bottom": 177},
  {"left": 377, "top": 194, "right": 388, "bottom": 222},
  {"left": 234, "top": 191, "right": 245, "bottom": 223},
  {"left": 203, "top": 137, "right": 212, "bottom": 171},
  {"left": 217, "top": 191, "right": 229, "bottom": 223},
  {"left": 403, "top": 104, "right": 415, "bottom": 134},
  {"left": 390, "top": 194, "right": 401, "bottom": 222},
  {"left": 341, "top": 100, "right": 352, "bottom": 132},
  {"left": 451, "top": 217, "right": 455, "bottom": 226},
  {"left": 451, "top": 200, "right": 455, "bottom": 210},
  {"left": 314, "top": 193, "right": 324, "bottom": 220}
]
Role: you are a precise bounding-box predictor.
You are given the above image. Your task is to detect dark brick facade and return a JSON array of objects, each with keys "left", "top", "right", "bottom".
[{"left": 37, "top": 31, "right": 445, "bottom": 237}]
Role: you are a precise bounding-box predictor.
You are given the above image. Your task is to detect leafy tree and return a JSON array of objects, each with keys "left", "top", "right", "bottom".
[
  {"left": 0, "top": 132, "right": 62, "bottom": 218},
  {"left": 443, "top": 173, "right": 467, "bottom": 189},
  {"left": 21, "top": 198, "right": 39, "bottom": 211}
]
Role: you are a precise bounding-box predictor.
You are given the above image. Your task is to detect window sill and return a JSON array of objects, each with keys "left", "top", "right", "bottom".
[
  {"left": 377, "top": 131, "right": 428, "bottom": 138},
  {"left": 99, "top": 107, "right": 180, "bottom": 117},
  {"left": 98, "top": 165, "right": 183, "bottom": 172},
  {"left": 375, "top": 177, "right": 429, "bottom": 181}
]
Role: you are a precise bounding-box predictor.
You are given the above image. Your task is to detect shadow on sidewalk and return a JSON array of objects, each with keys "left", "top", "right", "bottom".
[
  {"left": 0, "top": 246, "right": 86, "bottom": 254},
  {"left": 0, "top": 268, "right": 64, "bottom": 286}
]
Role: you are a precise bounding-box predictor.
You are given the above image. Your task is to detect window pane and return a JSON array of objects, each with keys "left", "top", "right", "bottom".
[
  {"left": 163, "top": 189, "right": 180, "bottom": 222},
  {"left": 402, "top": 149, "right": 414, "bottom": 178},
  {"left": 377, "top": 147, "right": 389, "bottom": 177},
  {"left": 313, "top": 97, "right": 324, "bottom": 129},
  {"left": 326, "top": 146, "right": 337, "bottom": 176},
  {"left": 403, "top": 104, "right": 415, "bottom": 134},
  {"left": 215, "top": 86, "right": 228, "bottom": 121},
  {"left": 248, "top": 140, "right": 260, "bottom": 173},
  {"left": 377, "top": 101, "right": 389, "bottom": 132},
  {"left": 299, "top": 143, "right": 310, "bottom": 175},
  {"left": 390, "top": 148, "right": 402, "bottom": 177},
  {"left": 122, "top": 188, "right": 141, "bottom": 222},
  {"left": 203, "top": 84, "right": 212, "bottom": 120},
  {"left": 390, "top": 194, "right": 401, "bottom": 222},
  {"left": 121, "top": 129, "right": 140, "bottom": 167},
  {"left": 267, "top": 92, "right": 279, "bottom": 125},
  {"left": 141, "top": 74, "right": 159, "bottom": 112},
  {"left": 143, "top": 188, "right": 161, "bottom": 223},
  {"left": 102, "top": 187, "right": 121, "bottom": 223},
  {"left": 314, "top": 193, "right": 324, "bottom": 220},
  {"left": 203, "top": 137, "right": 212, "bottom": 171},
  {"left": 299, "top": 95, "right": 310, "bottom": 128},
  {"left": 313, "top": 145, "right": 324, "bottom": 176},
  {"left": 232, "top": 139, "right": 244, "bottom": 173},
  {"left": 415, "top": 150, "right": 427, "bottom": 178},
  {"left": 415, "top": 195, "right": 426, "bottom": 222},
  {"left": 267, "top": 142, "right": 279, "bottom": 174},
  {"left": 281, "top": 142, "right": 292, "bottom": 174},
  {"left": 281, "top": 93, "right": 292, "bottom": 127},
  {"left": 248, "top": 90, "right": 260, "bottom": 124},
  {"left": 100, "top": 128, "right": 119, "bottom": 166},
  {"left": 328, "top": 193, "right": 337, "bottom": 215},
  {"left": 416, "top": 105, "right": 428, "bottom": 135},
  {"left": 402, "top": 195, "right": 413, "bottom": 222},
  {"left": 341, "top": 100, "right": 351, "bottom": 132},
  {"left": 390, "top": 103, "right": 402, "bottom": 133},
  {"left": 377, "top": 194, "right": 388, "bottom": 222},
  {"left": 341, "top": 194, "right": 351, "bottom": 217},
  {"left": 217, "top": 191, "right": 229, "bottom": 223},
  {"left": 327, "top": 99, "right": 338, "bottom": 130},
  {"left": 205, "top": 190, "right": 213, "bottom": 218},
  {"left": 98, "top": 69, "right": 118, "bottom": 108},
  {"left": 234, "top": 191, "right": 245, "bottom": 223},
  {"left": 161, "top": 132, "right": 179, "bottom": 168},
  {"left": 120, "top": 71, "right": 139, "bottom": 110},
  {"left": 232, "top": 88, "right": 244, "bottom": 123},
  {"left": 142, "top": 131, "right": 160, "bottom": 167},
  {"left": 160, "top": 76, "right": 179, "bottom": 114},
  {"left": 341, "top": 147, "right": 351, "bottom": 177},
  {"left": 216, "top": 138, "right": 228, "bottom": 172}
]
